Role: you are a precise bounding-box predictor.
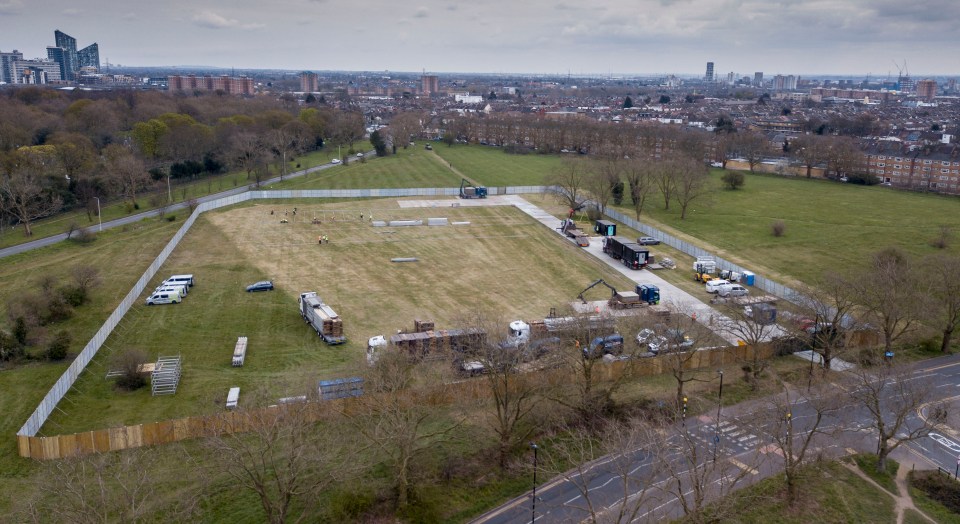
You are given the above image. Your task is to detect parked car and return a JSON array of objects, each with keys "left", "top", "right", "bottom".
[
  {"left": 331, "top": 158, "right": 341, "bottom": 164},
  {"left": 717, "top": 283, "right": 748, "bottom": 297},
  {"left": 647, "top": 329, "right": 693, "bottom": 353},
  {"left": 584, "top": 334, "right": 624, "bottom": 358},
  {"left": 356, "top": 152, "right": 364, "bottom": 158},
  {"left": 424, "top": 144, "right": 433, "bottom": 150},
  {"left": 246, "top": 280, "right": 274, "bottom": 292},
  {"left": 636, "top": 328, "right": 655, "bottom": 346},
  {"left": 705, "top": 279, "right": 731, "bottom": 294},
  {"left": 145, "top": 292, "right": 181, "bottom": 305},
  {"left": 637, "top": 236, "right": 661, "bottom": 245}
]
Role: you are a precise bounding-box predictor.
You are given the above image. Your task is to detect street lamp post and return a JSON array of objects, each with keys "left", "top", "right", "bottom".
[
  {"left": 166, "top": 174, "right": 173, "bottom": 203},
  {"left": 531, "top": 442, "right": 538, "bottom": 523},
  {"left": 93, "top": 197, "right": 102, "bottom": 232},
  {"left": 714, "top": 370, "right": 724, "bottom": 462}
]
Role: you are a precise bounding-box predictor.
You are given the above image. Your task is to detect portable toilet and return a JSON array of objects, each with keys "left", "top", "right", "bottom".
[
  {"left": 742, "top": 271, "right": 755, "bottom": 286},
  {"left": 594, "top": 220, "right": 617, "bottom": 236},
  {"left": 636, "top": 284, "right": 660, "bottom": 304}
]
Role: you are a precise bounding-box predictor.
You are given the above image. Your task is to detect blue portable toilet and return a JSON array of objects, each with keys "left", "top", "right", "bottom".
[{"left": 742, "top": 271, "right": 755, "bottom": 286}]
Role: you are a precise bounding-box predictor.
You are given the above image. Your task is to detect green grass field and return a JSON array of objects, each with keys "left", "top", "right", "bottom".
[
  {"left": 273, "top": 145, "right": 461, "bottom": 190},
  {"left": 432, "top": 144, "right": 561, "bottom": 187},
  {"left": 614, "top": 171, "right": 960, "bottom": 285}
]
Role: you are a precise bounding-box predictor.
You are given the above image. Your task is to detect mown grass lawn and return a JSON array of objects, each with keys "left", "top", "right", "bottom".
[
  {"left": 274, "top": 145, "right": 461, "bottom": 190},
  {"left": 432, "top": 144, "right": 562, "bottom": 187},
  {"left": 612, "top": 171, "right": 960, "bottom": 285}
]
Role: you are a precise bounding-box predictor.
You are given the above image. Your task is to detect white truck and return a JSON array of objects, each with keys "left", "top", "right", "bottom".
[{"left": 298, "top": 292, "right": 346, "bottom": 345}]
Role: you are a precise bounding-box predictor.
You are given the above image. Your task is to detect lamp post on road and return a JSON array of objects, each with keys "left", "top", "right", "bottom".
[
  {"left": 93, "top": 197, "right": 102, "bottom": 232},
  {"left": 531, "top": 442, "right": 539, "bottom": 523},
  {"left": 714, "top": 370, "right": 724, "bottom": 462}
]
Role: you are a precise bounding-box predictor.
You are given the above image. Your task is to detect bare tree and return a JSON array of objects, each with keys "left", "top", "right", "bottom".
[
  {"left": 656, "top": 420, "right": 757, "bottom": 523},
  {"left": 923, "top": 253, "right": 960, "bottom": 352},
  {"left": 586, "top": 157, "right": 621, "bottom": 214},
  {"left": 853, "top": 248, "right": 923, "bottom": 355},
  {"left": 346, "top": 351, "right": 465, "bottom": 509},
  {"left": 546, "top": 158, "right": 591, "bottom": 213},
  {"left": 622, "top": 157, "right": 655, "bottom": 219},
  {"left": 791, "top": 271, "right": 860, "bottom": 375},
  {"left": 851, "top": 362, "right": 948, "bottom": 471},
  {"left": 269, "top": 120, "right": 311, "bottom": 180},
  {"left": 733, "top": 132, "right": 769, "bottom": 173},
  {"left": 652, "top": 159, "right": 677, "bottom": 211},
  {"left": 0, "top": 147, "right": 64, "bottom": 236},
  {"left": 22, "top": 446, "right": 204, "bottom": 524},
  {"left": 103, "top": 144, "right": 150, "bottom": 207},
  {"left": 232, "top": 130, "right": 269, "bottom": 182},
  {"left": 745, "top": 382, "right": 839, "bottom": 506},
  {"left": 824, "top": 136, "right": 864, "bottom": 179},
  {"left": 791, "top": 134, "right": 828, "bottom": 178},
  {"left": 717, "top": 302, "right": 782, "bottom": 390},
  {"left": 672, "top": 157, "right": 710, "bottom": 220},
  {"left": 542, "top": 419, "right": 662, "bottom": 524},
  {"left": 207, "top": 389, "right": 355, "bottom": 524}
]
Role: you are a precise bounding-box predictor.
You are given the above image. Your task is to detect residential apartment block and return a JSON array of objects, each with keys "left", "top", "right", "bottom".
[
  {"left": 168, "top": 75, "right": 254, "bottom": 95},
  {"left": 864, "top": 141, "right": 960, "bottom": 193}
]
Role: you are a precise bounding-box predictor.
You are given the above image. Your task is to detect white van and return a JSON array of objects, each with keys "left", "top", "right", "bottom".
[
  {"left": 154, "top": 285, "right": 187, "bottom": 298},
  {"left": 718, "top": 284, "right": 749, "bottom": 297},
  {"left": 145, "top": 292, "right": 182, "bottom": 305},
  {"left": 705, "top": 279, "right": 730, "bottom": 294},
  {"left": 163, "top": 274, "right": 194, "bottom": 288}
]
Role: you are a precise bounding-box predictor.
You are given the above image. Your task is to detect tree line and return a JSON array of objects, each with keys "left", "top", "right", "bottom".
[{"left": 0, "top": 88, "right": 365, "bottom": 236}]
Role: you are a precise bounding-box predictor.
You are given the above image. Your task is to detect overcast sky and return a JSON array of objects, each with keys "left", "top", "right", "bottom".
[{"left": 1, "top": 0, "right": 957, "bottom": 77}]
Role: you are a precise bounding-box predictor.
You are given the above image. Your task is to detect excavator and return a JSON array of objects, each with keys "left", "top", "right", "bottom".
[{"left": 578, "top": 279, "right": 619, "bottom": 304}]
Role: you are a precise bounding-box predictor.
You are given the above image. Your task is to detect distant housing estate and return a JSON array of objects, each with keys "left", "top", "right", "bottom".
[{"left": 167, "top": 74, "right": 255, "bottom": 96}]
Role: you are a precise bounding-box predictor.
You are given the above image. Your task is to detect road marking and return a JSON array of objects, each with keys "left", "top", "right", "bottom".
[
  {"left": 921, "top": 361, "right": 960, "bottom": 373},
  {"left": 737, "top": 435, "right": 756, "bottom": 442},
  {"left": 729, "top": 458, "right": 759, "bottom": 475},
  {"left": 937, "top": 383, "right": 955, "bottom": 388},
  {"left": 846, "top": 447, "right": 858, "bottom": 455},
  {"left": 565, "top": 494, "right": 581, "bottom": 504}
]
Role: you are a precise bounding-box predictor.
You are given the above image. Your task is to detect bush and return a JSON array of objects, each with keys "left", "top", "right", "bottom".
[
  {"left": 186, "top": 198, "right": 199, "bottom": 211},
  {"left": 847, "top": 173, "right": 880, "bottom": 185},
  {"left": 721, "top": 171, "right": 745, "bottom": 190},
  {"left": 46, "top": 330, "right": 71, "bottom": 360},
  {"left": 72, "top": 227, "right": 96, "bottom": 243},
  {"left": 0, "top": 329, "right": 24, "bottom": 362},
  {"left": 12, "top": 317, "right": 28, "bottom": 347},
  {"left": 931, "top": 226, "right": 952, "bottom": 249},
  {"left": 166, "top": 215, "right": 177, "bottom": 222},
  {"left": 912, "top": 470, "right": 960, "bottom": 514},
  {"left": 60, "top": 285, "right": 87, "bottom": 307},
  {"left": 111, "top": 348, "right": 149, "bottom": 391},
  {"left": 586, "top": 206, "right": 602, "bottom": 221},
  {"left": 771, "top": 220, "right": 786, "bottom": 237},
  {"left": 612, "top": 181, "right": 624, "bottom": 205}
]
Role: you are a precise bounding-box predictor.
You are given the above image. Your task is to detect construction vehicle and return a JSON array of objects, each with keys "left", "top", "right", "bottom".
[
  {"left": 602, "top": 237, "right": 650, "bottom": 269},
  {"left": 298, "top": 292, "right": 346, "bottom": 345},
  {"left": 578, "top": 279, "right": 652, "bottom": 310},
  {"left": 636, "top": 284, "right": 660, "bottom": 305},
  {"left": 559, "top": 218, "right": 590, "bottom": 247},
  {"left": 459, "top": 178, "right": 487, "bottom": 199},
  {"left": 693, "top": 256, "right": 716, "bottom": 281}
]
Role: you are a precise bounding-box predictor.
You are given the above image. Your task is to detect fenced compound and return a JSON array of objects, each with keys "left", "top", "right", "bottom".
[
  {"left": 15, "top": 184, "right": 804, "bottom": 457},
  {"left": 150, "top": 355, "right": 182, "bottom": 396}
]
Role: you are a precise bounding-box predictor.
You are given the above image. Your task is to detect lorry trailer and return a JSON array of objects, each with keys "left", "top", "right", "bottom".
[{"left": 298, "top": 292, "right": 346, "bottom": 345}]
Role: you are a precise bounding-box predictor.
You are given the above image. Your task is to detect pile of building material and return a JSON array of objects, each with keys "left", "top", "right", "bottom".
[
  {"left": 427, "top": 218, "right": 448, "bottom": 226},
  {"left": 151, "top": 355, "right": 182, "bottom": 396}
]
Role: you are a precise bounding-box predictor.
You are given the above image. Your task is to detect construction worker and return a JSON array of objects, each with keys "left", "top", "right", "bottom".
[
  {"left": 318, "top": 235, "right": 322, "bottom": 245},
  {"left": 322, "top": 235, "right": 328, "bottom": 244}
]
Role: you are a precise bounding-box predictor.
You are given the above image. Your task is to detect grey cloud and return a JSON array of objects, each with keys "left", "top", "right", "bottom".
[
  {"left": 0, "top": 0, "right": 22, "bottom": 15},
  {"left": 414, "top": 6, "right": 428, "bottom": 18},
  {"left": 192, "top": 10, "right": 264, "bottom": 30}
]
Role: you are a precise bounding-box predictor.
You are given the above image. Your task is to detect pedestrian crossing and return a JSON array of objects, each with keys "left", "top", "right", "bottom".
[{"left": 697, "top": 419, "right": 761, "bottom": 451}]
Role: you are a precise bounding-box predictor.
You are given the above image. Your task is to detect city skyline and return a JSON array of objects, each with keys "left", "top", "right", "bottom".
[{"left": 0, "top": 0, "right": 958, "bottom": 77}]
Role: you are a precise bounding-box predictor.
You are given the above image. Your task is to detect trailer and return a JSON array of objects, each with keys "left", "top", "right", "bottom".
[
  {"left": 366, "top": 320, "right": 487, "bottom": 362},
  {"left": 620, "top": 244, "right": 651, "bottom": 270},
  {"left": 559, "top": 218, "right": 590, "bottom": 247},
  {"left": 594, "top": 220, "right": 617, "bottom": 236},
  {"left": 298, "top": 292, "right": 346, "bottom": 345}
]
